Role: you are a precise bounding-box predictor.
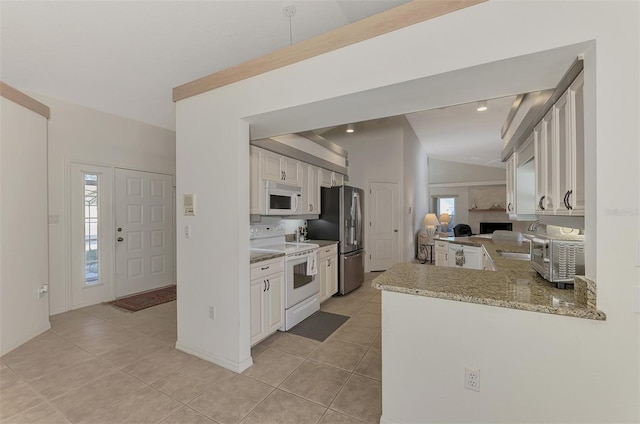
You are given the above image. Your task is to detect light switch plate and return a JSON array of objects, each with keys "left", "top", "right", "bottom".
[{"left": 183, "top": 193, "right": 195, "bottom": 216}]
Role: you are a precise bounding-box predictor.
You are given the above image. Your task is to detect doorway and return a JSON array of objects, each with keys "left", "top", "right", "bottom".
[
  {"left": 114, "top": 168, "right": 174, "bottom": 298},
  {"left": 70, "top": 163, "right": 114, "bottom": 309},
  {"left": 369, "top": 182, "right": 399, "bottom": 271}
]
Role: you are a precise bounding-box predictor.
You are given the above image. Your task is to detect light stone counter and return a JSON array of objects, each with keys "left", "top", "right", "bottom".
[
  {"left": 372, "top": 236, "right": 605, "bottom": 321},
  {"left": 250, "top": 251, "right": 285, "bottom": 264}
]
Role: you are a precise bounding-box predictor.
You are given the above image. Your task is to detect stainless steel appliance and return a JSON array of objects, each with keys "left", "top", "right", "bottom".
[
  {"left": 307, "top": 185, "right": 364, "bottom": 295},
  {"left": 265, "top": 181, "right": 301, "bottom": 215},
  {"left": 250, "top": 225, "right": 320, "bottom": 330},
  {"left": 530, "top": 234, "right": 585, "bottom": 288}
]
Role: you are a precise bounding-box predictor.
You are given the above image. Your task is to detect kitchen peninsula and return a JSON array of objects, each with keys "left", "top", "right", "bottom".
[
  {"left": 373, "top": 236, "right": 604, "bottom": 320},
  {"left": 373, "top": 236, "right": 608, "bottom": 424}
]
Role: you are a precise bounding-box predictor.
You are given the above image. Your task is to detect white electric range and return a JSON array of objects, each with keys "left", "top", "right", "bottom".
[{"left": 250, "top": 225, "right": 320, "bottom": 330}]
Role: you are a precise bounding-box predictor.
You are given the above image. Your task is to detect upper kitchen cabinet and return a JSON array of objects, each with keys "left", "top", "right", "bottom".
[
  {"left": 506, "top": 134, "right": 536, "bottom": 220},
  {"left": 250, "top": 147, "right": 264, "bottom": 214},
  {"left": 320, "top": 168, "right": 344, "bottom": 188},
  {"left": 504, "top": 66, "right": 585, "bottom": 218},
  {"left": 534, "top": 109, "right": 557, "bottom": 214},
  {"left": 261, "top": 148, "right": 301, "bottom": 186},
  {"left": 561, "top": 71, "right": 585, "bottom": 215},
  {"left": 533, "top": 71, "right": 585, "bottom": 216},
  {"left": 300, "top": 162, "right": 321, "bottom": 214}
]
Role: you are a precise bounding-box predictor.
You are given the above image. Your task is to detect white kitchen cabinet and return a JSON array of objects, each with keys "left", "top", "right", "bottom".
[
  {"left": 250, "top": 257, "right": 284, "bottom": 346},
  {"left": 260, "top": 148, "right": 301, "bottom": 186},
  {"left": 434, "top": 240, "right": 449, "bottom": 266},
  {"left": 531, "top": 71, "right": 585, "bottom": 217},
  {"left": 559, "top": 71, "right": 585, "bottom": 215},
  {"left": 300, "top": 163, "right": 321, "bottom": 214},
  {"left": 320, "top": 169, "right": 343, "bottom": 188},
  {"left": 318, "top": 244, "right": 338, "bottom": 303},
  {"left": 448, "top": 244, "right": 482, "bottom": 270},
  {"left": 249, "top": 147, "right": 264, "bottom": 214},
  {"left": 506, "top": 136, "right": 536, "bottom": 220}
]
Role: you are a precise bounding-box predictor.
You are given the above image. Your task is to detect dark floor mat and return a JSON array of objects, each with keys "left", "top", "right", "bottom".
[{"left": 287, "top": 311, "right": 349, "bottom": 342}]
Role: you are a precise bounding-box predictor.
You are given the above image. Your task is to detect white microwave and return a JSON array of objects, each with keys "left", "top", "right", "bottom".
[{"left": 265, "top": 181, "right": 301, "bottom": 215}]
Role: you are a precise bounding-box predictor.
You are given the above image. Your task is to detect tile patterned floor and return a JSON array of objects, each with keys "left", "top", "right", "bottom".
[{"left": 0, "top": 273, "right": 383, "bottom": 424}]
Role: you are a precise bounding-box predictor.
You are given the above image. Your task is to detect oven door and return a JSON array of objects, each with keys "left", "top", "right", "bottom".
[{"left": 285, "top": 252, "right": 319, "bottom": 308}]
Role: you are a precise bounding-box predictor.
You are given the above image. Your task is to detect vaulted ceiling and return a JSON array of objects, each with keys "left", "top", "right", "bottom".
[
  {"left": 0, "top": 0, "right": 410, "bottom": 130},
  {"left": 1, "top": 1, "right": 556, "bottom": 169}
]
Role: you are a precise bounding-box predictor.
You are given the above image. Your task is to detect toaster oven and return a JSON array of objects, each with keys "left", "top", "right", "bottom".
[{"left": 530, "top": 234, "right": 585, "bottom": 289}]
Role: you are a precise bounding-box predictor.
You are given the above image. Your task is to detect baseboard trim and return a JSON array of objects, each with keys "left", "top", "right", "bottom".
[
  {"left": 379, "top": 415, "right": 399, "bottom": 424},
  {"left": 1, "top": 322, "right": 51, "bottom": 356},
  {"left": 175, "top": 341, "right": 253, "bottom": 373}
]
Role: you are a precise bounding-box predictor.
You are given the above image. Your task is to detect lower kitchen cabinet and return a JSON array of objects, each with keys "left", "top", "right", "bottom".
[
  {"left": 434, "top": 240, "right": 449, "bottom": 266},
  {"left": 318, "top": 244, "right": 338, "bottom": 303},
  {"left": 250, "top": 257, "right": 284, "bottom": 346},
  {"left": 448, "top": 244, "right": 483, "bottom": 270}
]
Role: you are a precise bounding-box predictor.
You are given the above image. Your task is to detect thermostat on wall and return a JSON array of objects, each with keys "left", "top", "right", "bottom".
[{"left": 183, "top": 193, "right": 196, "bottom": 216}]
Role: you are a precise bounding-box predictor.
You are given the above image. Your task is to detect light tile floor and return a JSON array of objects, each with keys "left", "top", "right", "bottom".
[{"left": 0, "top": 273, "right": 383, "bottom": 424}]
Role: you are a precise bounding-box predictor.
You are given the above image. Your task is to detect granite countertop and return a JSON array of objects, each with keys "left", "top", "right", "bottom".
[
  {"left": 250, "top": 251, "right": 285, "bottom": 264},
  {"left": 306, "top": 239, "right": 339, "bottom": 248},
  {"left": 372, "top": 236, "right": 606, "bottom": 321},
  {"left": 250, "top": 239, "right": 336, "bottom": 264}
]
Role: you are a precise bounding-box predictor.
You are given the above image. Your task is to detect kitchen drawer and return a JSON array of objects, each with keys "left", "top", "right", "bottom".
[
  {"left": 319, "top": 243, "right": 338, "bottom": 259},
  {"left": 435, "top": 241, "right": 449, "bottom": 252},
  {"left": 250, "top": 257, "right": 284, "bottom": 281}
]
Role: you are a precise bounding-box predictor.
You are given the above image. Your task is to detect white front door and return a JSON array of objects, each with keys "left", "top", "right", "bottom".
[
  {"left": 369, "top": 182, "right": 398, "bottom": 271},
  {"left": 70, "top": 163, "right": 114, "bottom": 309},
  {"left": 115, "top": 169, "right": 174, "bottom": 298}
]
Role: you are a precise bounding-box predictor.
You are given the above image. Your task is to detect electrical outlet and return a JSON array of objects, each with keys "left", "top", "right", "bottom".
[
  {"left": 465, "top": 368, "right": 480, "bottom": 392},
  {"left": 209, "top": 306, "right": 216, "bottom": 320}
]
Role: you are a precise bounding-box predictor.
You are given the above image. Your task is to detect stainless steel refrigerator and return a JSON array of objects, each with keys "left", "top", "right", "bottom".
[{"left": 307, "top": 185, "right": 364, "bottom": 295}]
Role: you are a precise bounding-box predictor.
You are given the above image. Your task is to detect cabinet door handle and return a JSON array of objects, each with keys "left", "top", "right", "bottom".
[
  {"left": 309, "top": 204, "right": 312, "bottom": 211},
  {"left": 328, "top": 259, "right": 331, "bottom": 266},
  {"left": 261, "top": 266, "right": 270, "bottom": 270},
  {"left": 566, "top": 190, "right": 573, "bottom": 210},
  {"left": 507, "top": 202, "right": 512, "bottom": 212},
  {"left": 538, "top": 196, "right": 546, "bottom": 211},
  {"left": 267, "top": 279, "right": 270, "bottom": 291},
  {"left": 263, "top": 280, "right": 267, "bottom": 292}
]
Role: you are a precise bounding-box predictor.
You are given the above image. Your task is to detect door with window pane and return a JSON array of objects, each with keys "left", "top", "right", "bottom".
[
  {"left": 115, "top": 169, "right": 174, "bottom": 297},
  {"left": 70, "top": 163, "right": 114, "bottom": 308}
]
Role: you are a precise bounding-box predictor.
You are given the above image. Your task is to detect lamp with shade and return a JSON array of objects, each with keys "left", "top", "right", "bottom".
[
  {"left": 423, "top": 213, "right": 440, "bottom": 243},
  {"left": 439, "top": 213, "right": 451, "bottom": 234}
]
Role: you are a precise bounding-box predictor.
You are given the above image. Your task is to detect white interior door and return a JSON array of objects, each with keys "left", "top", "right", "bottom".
[
  {"left": 369, "top": 182, "right": 398, "bottom": 271},
  {"left": 115, "top": 169, "right": 174, "bottom": 297},
  {"left": 70, "top": 163, "right": 114, "bottom": 308}
]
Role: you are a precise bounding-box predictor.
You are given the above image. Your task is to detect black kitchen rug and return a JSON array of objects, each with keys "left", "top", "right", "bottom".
[{"left": 288, "top": 311, "right": 349, "bottom": 342}]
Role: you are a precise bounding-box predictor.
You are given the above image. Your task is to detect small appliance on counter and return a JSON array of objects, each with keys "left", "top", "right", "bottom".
[
  {"left": 307, "top": 185, "right": 365, "bottom": 295},
  {"left": 530, "top": 233, "right": 585, "bottom": 289}
]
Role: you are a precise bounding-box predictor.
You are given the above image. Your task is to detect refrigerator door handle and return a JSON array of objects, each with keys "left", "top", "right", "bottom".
[{"left": 354, "top": 192, "right": 362, "bottom": 247}]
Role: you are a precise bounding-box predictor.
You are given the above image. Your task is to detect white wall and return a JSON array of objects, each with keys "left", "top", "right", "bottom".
[
  {"left": 175, "top": 2, "right": 639, "bottom": 418},
  {"left": 328, "top": 123, "right": 404, "bottom": 270},
  {"left": 30, "top": 93, "right": 176, "bottom": 314},
  {"left": 0, "top": 97, "right": 50, "bottom": 355},
  {"left": 402, "top": 119, "right": 429, "bottom": 261},
  {"left": 382, "top": 290, "right": 634, "bottom": 423},
  {"left": 429, "top": 158, "right": 505, "bottom": 184}
]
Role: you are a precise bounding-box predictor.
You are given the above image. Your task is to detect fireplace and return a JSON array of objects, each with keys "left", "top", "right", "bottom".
[{"left": 479, "top": 222, "right": 513, "bottom": 234}]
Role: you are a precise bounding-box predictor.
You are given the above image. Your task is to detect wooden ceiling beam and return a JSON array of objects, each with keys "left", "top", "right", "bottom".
[{"left": 173, "top": 0, "right": 487, "bottom": 102}]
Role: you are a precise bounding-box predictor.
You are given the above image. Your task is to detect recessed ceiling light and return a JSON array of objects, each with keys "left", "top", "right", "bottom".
[
  {"left": 476, "top": 100, "right": 488, "bottom": 112},
  {"left": 346, "top": 123, "right": 355, "bottom": 133}
]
